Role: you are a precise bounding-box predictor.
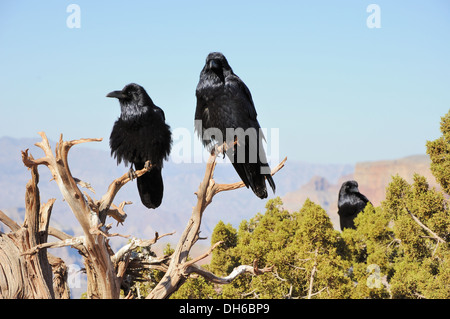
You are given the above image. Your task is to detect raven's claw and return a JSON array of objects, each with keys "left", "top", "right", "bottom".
[{"left": 128, "top": 167, "right": 137, "bottom": 180}]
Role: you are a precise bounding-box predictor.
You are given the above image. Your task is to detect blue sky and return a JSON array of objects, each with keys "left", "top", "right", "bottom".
[{"left": 0, "top": 1, "right": 449, "bottom": 164}]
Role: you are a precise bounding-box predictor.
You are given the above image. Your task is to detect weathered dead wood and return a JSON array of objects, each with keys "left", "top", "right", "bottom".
[
  {"left": 114, "top": 231, "right": 175, "bottom": 285},
  {"left": 21, "top": 236, "right": 85, "bottom": 256},
  {"left": 1, "top": 133, "right": 285, "bottom": 299},
  {"left": 0, "top": 162, "right": 56, "bottom": 298},
  {"left": 98, "top": 163, "right": 153, "bottom": 222},
  {"left": 49, "top": 255, "right": 70, "bottom": 299},
  {"left": 20, "top": 133, "right": 123, "bottom": 299},
  {"left": 13, "top": 132, "right": 169, "bottom": 299},
  {"left": 182, "top": 242, "right": 274, "bottom": 285},
  {"left": 186, "top": 260, "right": 274, "bottom": 285},
  {"left": 113, "top": 231, "right": 175, "bottom": 264},
  {"left": 0, "top": 210, "right": 20, "bottom": 232},
  {"left": 0, "top": 234, "right": 27, "bottom": 298}
]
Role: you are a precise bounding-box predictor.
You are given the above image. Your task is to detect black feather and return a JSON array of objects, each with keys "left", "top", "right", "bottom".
[
  {"left": 107, "top": 83, "right": 172, "bottom": 209},
  {"left": 337, "top": 180, "right": 370, "bottom": 230},
  {"left": 195, "top": 52, "right": 275, "bottom": 199}
]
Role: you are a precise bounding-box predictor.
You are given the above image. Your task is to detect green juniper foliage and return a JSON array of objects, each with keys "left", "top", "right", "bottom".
[{"left": 427, "top": 110, "right": 450, "bottom": 194}]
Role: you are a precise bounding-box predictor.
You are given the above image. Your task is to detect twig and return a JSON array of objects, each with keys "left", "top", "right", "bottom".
[
  {"left": 185, "top": 259, "right": 273, "bottom": 285},
  {"left": 0, "top": 209, "right": 20, "bottom": 232},
  {"left": 183, "top": 241, "right": 223, "bottom": 269},
  {"left": 74, "top": 178, "right": 96, "bottom": 193},
  {"left": 303, "top": 286, "right": 328, "bottom": 299},
  {"left": 112, "top": 231, "right": 175, "bottom": 264},
  {"left": 405, "top": 207, "right": 446, "bottom": 243},
  {"left": 211, "top": 157, "right": 287, "bottom": 197},
  {"left": 272, "top": 270, "right": 288, "bottom": 282},
  {"left": 90, "top": 223, "right": 130, "bottom": 239},
  {"left": 107, "top": 201, "right": 131, "bottom": 225},
  {"left": 48, "top": 227, "right": 74, "bottom": 241},
  {"left": 21, "top": 236, "right": 86, "bottom": 256},
  {"left": 241, "top": 289, "right": 258, "bottom": 298},
  {"left": 307, "top": 248, "right": 319, "bottom": 299},
  {"left": 98, "top": 161, "right": 153, "bottom": 218}
]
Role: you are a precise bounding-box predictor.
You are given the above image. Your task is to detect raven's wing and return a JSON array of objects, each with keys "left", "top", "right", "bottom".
[
  {"left": 337, "top": 198, "right": 359, "bottom": 230},
  {"left": 225, "top": 75, "right": 275, "bottom": 195},
  {"left": 338, "top": 192, "right": 370, "bottom": 230},
  {"left": 110, "top": 114, "right": 171, "bottom": 167},
  {"left": 232, "top": 75, "right": 258, "bottom": 121},
  {"left": 356, "top": 192, "right": 370, "bottom": 204},
  {"left": 194, "top": 95, "right": 206, "bottom": 140},
  {"left": 153, "top": 105, "right": 166, "bottom": 121}
]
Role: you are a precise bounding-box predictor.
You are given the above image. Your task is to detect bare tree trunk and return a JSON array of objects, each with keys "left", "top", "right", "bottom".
[
  {"left": 20, "top": 133, "right": 124, "bottom": 298},
  {"left": 0, "top": 163, "right": 56, "bottom": 298}
]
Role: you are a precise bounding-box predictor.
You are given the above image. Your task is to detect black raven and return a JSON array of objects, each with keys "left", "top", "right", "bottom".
[
  {"left": 337, "top": 180, "right": 370, "bottom": 230},
  {"left": 107, "top": 83, "right": 172, "bottom": 209},
  {"left": 195, "top": 52, "right": 275, "bottom": 199}
]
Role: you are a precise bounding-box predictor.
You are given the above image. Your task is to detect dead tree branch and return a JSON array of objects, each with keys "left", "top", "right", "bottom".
[
  {"left": 21, "top": 236, "right": 86, "bottom": 256},
  {"left": 405, "top": 207, "right": 446, "bottom": 244},
  {"left": 112, "top": 231, "right": 175, "bottom": 264},
  {"left": 307, "top": 248, "right": 319, "bottom": 299},
  {"left": 147, "top": 145, "right": 286, "bottom": 299},
  {"left": 98, "top": 162, "right": 153, "bottom": 221},
  {"left": 185, "top": 259, "right": 274, "bottom": 285},
  {"left": 0, "top": 209, "right": 20, "bottom": 232}
]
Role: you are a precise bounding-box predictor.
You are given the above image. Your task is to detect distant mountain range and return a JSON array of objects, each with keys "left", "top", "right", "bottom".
[
  {"left": 1, "top": 136, "right": 438, "bottom": 238},
  {"left": 0, "top": 136, "right": 352, "bottom": 240},
  {"left": 1, "top": 135, "right": 439, "bottom": 237}
]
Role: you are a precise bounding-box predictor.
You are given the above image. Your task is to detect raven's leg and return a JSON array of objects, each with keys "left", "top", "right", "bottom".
[
  {"left": 209, "top": 144, "right": 216, "bottom": 157},
  {"left": 128, "top": 163, "right": 137, "bottom": 180},
  {"left": 211, "top": 142, "right": 228, "bottom": 159}
]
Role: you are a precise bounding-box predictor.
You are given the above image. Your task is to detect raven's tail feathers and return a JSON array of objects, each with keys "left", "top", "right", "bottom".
[
  {"left": 265, "top": 169, "right": 276, "bottom": 194},
  {"left": 136, "top": 166, "right": 163, "bottom": 209},
  {"left": 232, "top": 162, "right": 276, "bottom": 200}
]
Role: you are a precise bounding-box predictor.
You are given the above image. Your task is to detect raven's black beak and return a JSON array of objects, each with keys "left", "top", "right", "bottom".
[
  {"left": 209, "top": 59, "right": 220, "bottom": 70},
  {"left": 106, "top": 90, "right": 127, "bottom": 99}
]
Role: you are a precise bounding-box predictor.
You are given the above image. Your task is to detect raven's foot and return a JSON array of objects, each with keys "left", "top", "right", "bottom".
[
  {"left": 127, "top": 167, "right": 137, "bottom": 180},
  {"left": 211, "top": 142, "right": 228, "bottom": 158},
  {"left": 209, "top": 144, "right": 216, "bottom": 156},
  {"left": 144, "top": 160, "right": 152, "bottom": 170}
]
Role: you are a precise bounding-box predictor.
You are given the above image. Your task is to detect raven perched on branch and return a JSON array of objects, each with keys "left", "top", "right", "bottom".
[
  {"left": 107, "top": 83, "right": 172, "bottom": 209},
  {"left": 195, "top": 52, "right": 275, "bottom": 199},
  {"left": 337, "top": 180, "right": 370, "bottom": 230}
]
